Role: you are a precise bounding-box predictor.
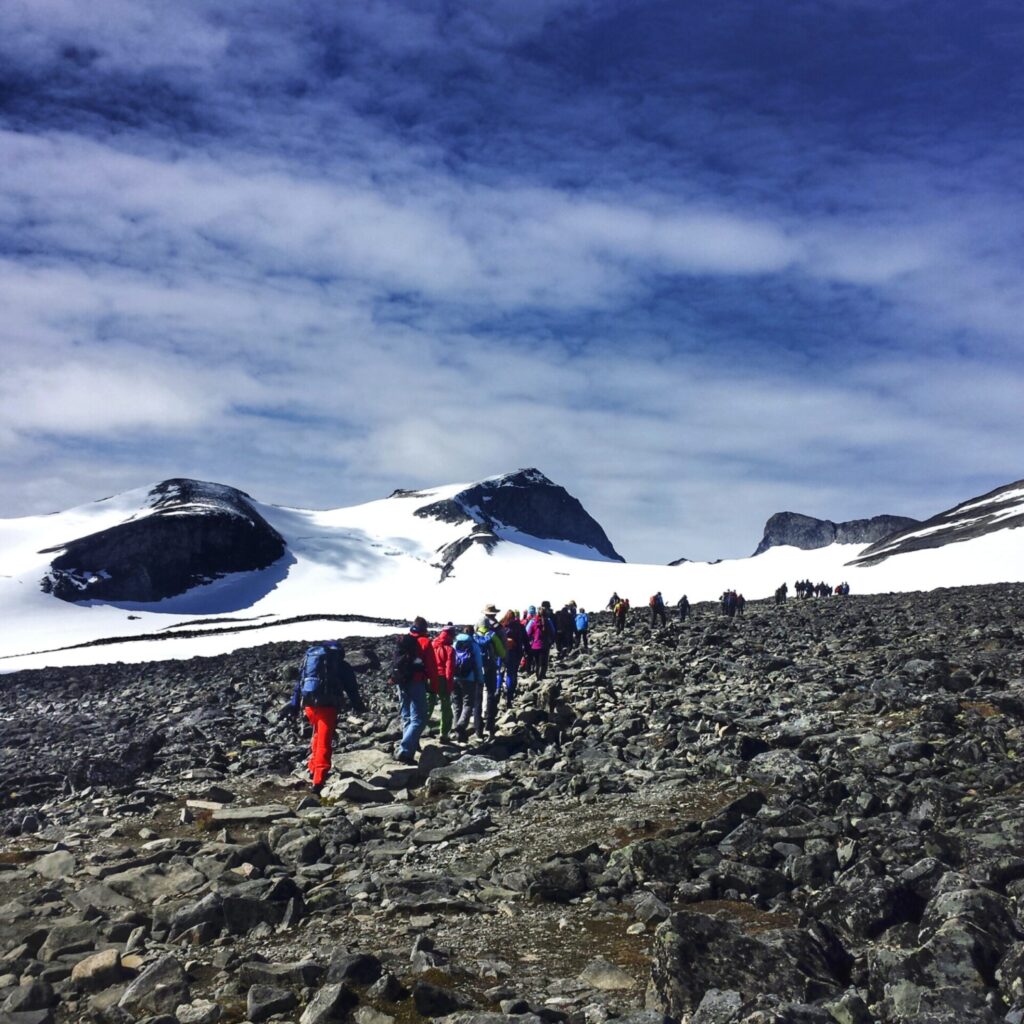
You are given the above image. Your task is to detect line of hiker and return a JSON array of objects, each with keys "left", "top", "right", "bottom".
[
  {"left": 285, "top": 576, "right": 855, "bottom": 793},
  {"left": 606, "top": 591, "right": 690, "bottom": 632},
  {"left": 390, "top": 602, "right": 594, "bottom": 764},
  {"left": 284, "top": 602, "right": 593, "bottom": 790}
]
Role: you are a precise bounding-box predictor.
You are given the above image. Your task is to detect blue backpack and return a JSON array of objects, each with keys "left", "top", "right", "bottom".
[
  {"left": 300, "top": 643, "right": 342, "bottom": 707},
  {"left": 453, "top": 635, "right": 477, "bottom": 681},
  {"left": 575, "top": 612, "right": 589, "bottom": 631}
]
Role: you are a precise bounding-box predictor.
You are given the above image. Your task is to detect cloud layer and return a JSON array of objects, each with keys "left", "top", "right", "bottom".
[{"left": 1, "top": 0, "right": 1023, "bottom": 561}]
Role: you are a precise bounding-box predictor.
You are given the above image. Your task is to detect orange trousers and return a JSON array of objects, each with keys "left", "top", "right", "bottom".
[{"left": 304, "top": 706, "right": 337, "bottom": 786}]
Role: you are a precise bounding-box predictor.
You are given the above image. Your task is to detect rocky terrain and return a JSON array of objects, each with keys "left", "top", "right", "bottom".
[{"left": 3, "top": 584, "right": 1024, "bottom": 1024}]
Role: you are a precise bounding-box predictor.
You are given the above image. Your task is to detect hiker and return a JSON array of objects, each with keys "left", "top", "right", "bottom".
[
  {"left": 283, "top": 640, "right": 361, "bottom": 793},
  {"left": 575, "top": 607, "right": 590, "bottom": 651},
  {"left": 429, "top": 623, "right": 457, "bottom": 740},
  {"left": 452, "top": 626, "right": 484, "bottom": 740},
  {"left": 775, "top": 582, "right": 788, "bottom": 605},
  {"left": 613, "top": 597, "right": 630, "bottom": 634},
  {"left": 390, "top": 617, "right": 440, "bottom": 764},
  {"left": 649, "top": 591, "right": 667, "bottom": 627},
  {"left": 527, "top": 606, "right": 554, "bottom": 680},
  {"left": 555, "top": 604, "right": 575, "bottom": 657},
  {"left": 477, "top": 614, "right": 508, "bottom": 737},
  {"left": 498, "top": 609, "right": 526, "bottom": 707},
  {"left": 520, "top": 605, "right": 538, "bottom": 676},
  {"left": 606, "top": 591, "right": 620, "bottom": 611},
  {"left": 454, "top": 616, "right": 507, "bottom": 740},
  {"left": 736, "top": 593, "right": 746, "bottom": 616},
  {"left": 677, "top": 594, "right": 690, "bottom": 621}
]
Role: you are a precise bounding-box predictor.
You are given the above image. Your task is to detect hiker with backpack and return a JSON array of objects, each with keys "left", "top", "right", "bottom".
[
  {"left": 454, "top": 620, "right": 504, "bottom": 742},
  {"left": 649, "top": 591, "right": 667, "bottom": 627},
  {"left": 613, "top": 597, "right": 630, "bottom": 634},
  {"left": 520, "top": 605, "right": 538, "bottom": 676},
  {"left": 451, "top": 627, "right": 482, "bottom": 740},
  {"left": 677, "top": 594, "right": 690, "bottom": 621},
  {"left": 283, "top": 640, "right": 362, "bottom": 793},
  {"left": 390, "top": 617, "right": 440, "bottom": 764},
  {"left": 575, "top": 607, "right": 590, "bottom": 651},
  {"left": 429, "top": 623, "right": 457, "bottom": 741},
  {"left": 497, "top": 609, "right": 526, "bottom": 707},
  {"left": 526, "top": 606, "right": 554, "bottom": 680},
  {"left": 476, "top": 609, "right": 508, "bottom": 738},
  {"left": 554, "top": 605, "right": 575, "bottom": 658}
]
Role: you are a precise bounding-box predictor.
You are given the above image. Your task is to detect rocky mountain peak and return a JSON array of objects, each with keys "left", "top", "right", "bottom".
[
  {"left": 40, "top": 478, "right": 286, "bottom": 603},
  {"left": 438, "top": 467, "right": 623, "bottom": 563},
  {"left": 753, "top": 511, "right": 920, "bottom": 556}
]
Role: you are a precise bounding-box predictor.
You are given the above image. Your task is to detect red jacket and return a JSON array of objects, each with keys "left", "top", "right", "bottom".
[
  {"left": 431, "top": 628, "right": 456, "bottom": 695},
  {"left": 410, "top": 631, "right": 441, "bottom": 688}
]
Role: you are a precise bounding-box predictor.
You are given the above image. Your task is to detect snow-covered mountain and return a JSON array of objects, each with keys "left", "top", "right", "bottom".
[
  {"left": 848, "top": 478, "right": 1024, "bottom": 567},
  {"left": 1, "top": 471, "right": 1023, "bottom": 673}
]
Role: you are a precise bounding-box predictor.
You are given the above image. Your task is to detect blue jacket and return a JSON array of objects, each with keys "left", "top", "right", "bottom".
[{"left": 575, "top": 612, "right": 589, "bottom": 631}]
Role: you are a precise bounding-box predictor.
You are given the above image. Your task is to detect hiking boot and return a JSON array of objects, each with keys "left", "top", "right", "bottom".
[{"left": 396, "top": 751, "right": 416, "bottom": 766}]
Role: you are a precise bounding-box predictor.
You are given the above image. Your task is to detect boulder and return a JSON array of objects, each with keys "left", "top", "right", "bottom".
[
  {"left": 648, "top": 912, "right": 841, "bottom": 1017},
  {"left": 118, "top": 954, "right": 190, "bottom": 1017}
]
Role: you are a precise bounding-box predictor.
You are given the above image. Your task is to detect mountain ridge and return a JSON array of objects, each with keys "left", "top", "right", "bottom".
[{"left": 753, "top": 511, "right": 921, "bottom": 556}]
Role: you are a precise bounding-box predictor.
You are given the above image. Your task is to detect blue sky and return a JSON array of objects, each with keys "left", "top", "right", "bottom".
[{"left": 2, "top": 0, "right": 1023, "bottom": 562}]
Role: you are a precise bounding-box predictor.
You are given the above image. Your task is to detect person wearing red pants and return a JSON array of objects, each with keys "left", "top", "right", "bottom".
[
  {"left": 303, "top": 704, "right": 338, "bottom": 790},
  {"left": 283, "top": 640, "right": 362, "bottom": 794}
]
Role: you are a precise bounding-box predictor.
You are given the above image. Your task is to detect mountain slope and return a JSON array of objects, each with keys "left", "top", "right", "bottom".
[{"left": 848, "top": 479, "right": 1024, "bottom": 567}]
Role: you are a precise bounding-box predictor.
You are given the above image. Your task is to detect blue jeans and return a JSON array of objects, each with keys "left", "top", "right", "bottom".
[
  {"left": 498, "top": 659, "right": 519, "bottom": 704},
  {"left": 397, "top": 681, "right": 427, "bottom": 758}
]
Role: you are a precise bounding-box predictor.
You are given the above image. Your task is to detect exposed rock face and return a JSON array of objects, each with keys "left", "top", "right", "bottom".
[
  {"left": 754, "top": 511, "right": 919, "bottom": 555},
  {"left": 41, "top": 479, "right": 286, "bottom": 603},
  {"left": 415, "top": 469, "right": 623, "bottom": 573},
  {"left": 849, "top": 478, "right": 1024, "bottom": 567}
]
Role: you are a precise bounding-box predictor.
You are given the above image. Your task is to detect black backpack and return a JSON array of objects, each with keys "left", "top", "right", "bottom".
[{"left": 389, "top": 633, "right": 424, "bottom": 686}]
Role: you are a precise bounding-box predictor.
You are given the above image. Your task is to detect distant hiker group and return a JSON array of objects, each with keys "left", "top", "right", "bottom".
[
  {"left": 388, "top": 602, "right": 595, "bottom": 765},
  {"left": 794, "top": 579, "right": 850, "bottom": 598}
]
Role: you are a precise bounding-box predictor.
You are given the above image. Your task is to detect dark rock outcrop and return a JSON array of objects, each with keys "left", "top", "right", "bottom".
[
  {"left": 849, "top": 478, "right": 1024, "bottom": 567},
  {"left": 754, "top": 512, "right": 919, "bottom": 556},
  {"left": 41, "top": 479, "right": 286, "bottom": 603},
  {"left": 414, "top": 469, "right": 623, "bottom": 575}
]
